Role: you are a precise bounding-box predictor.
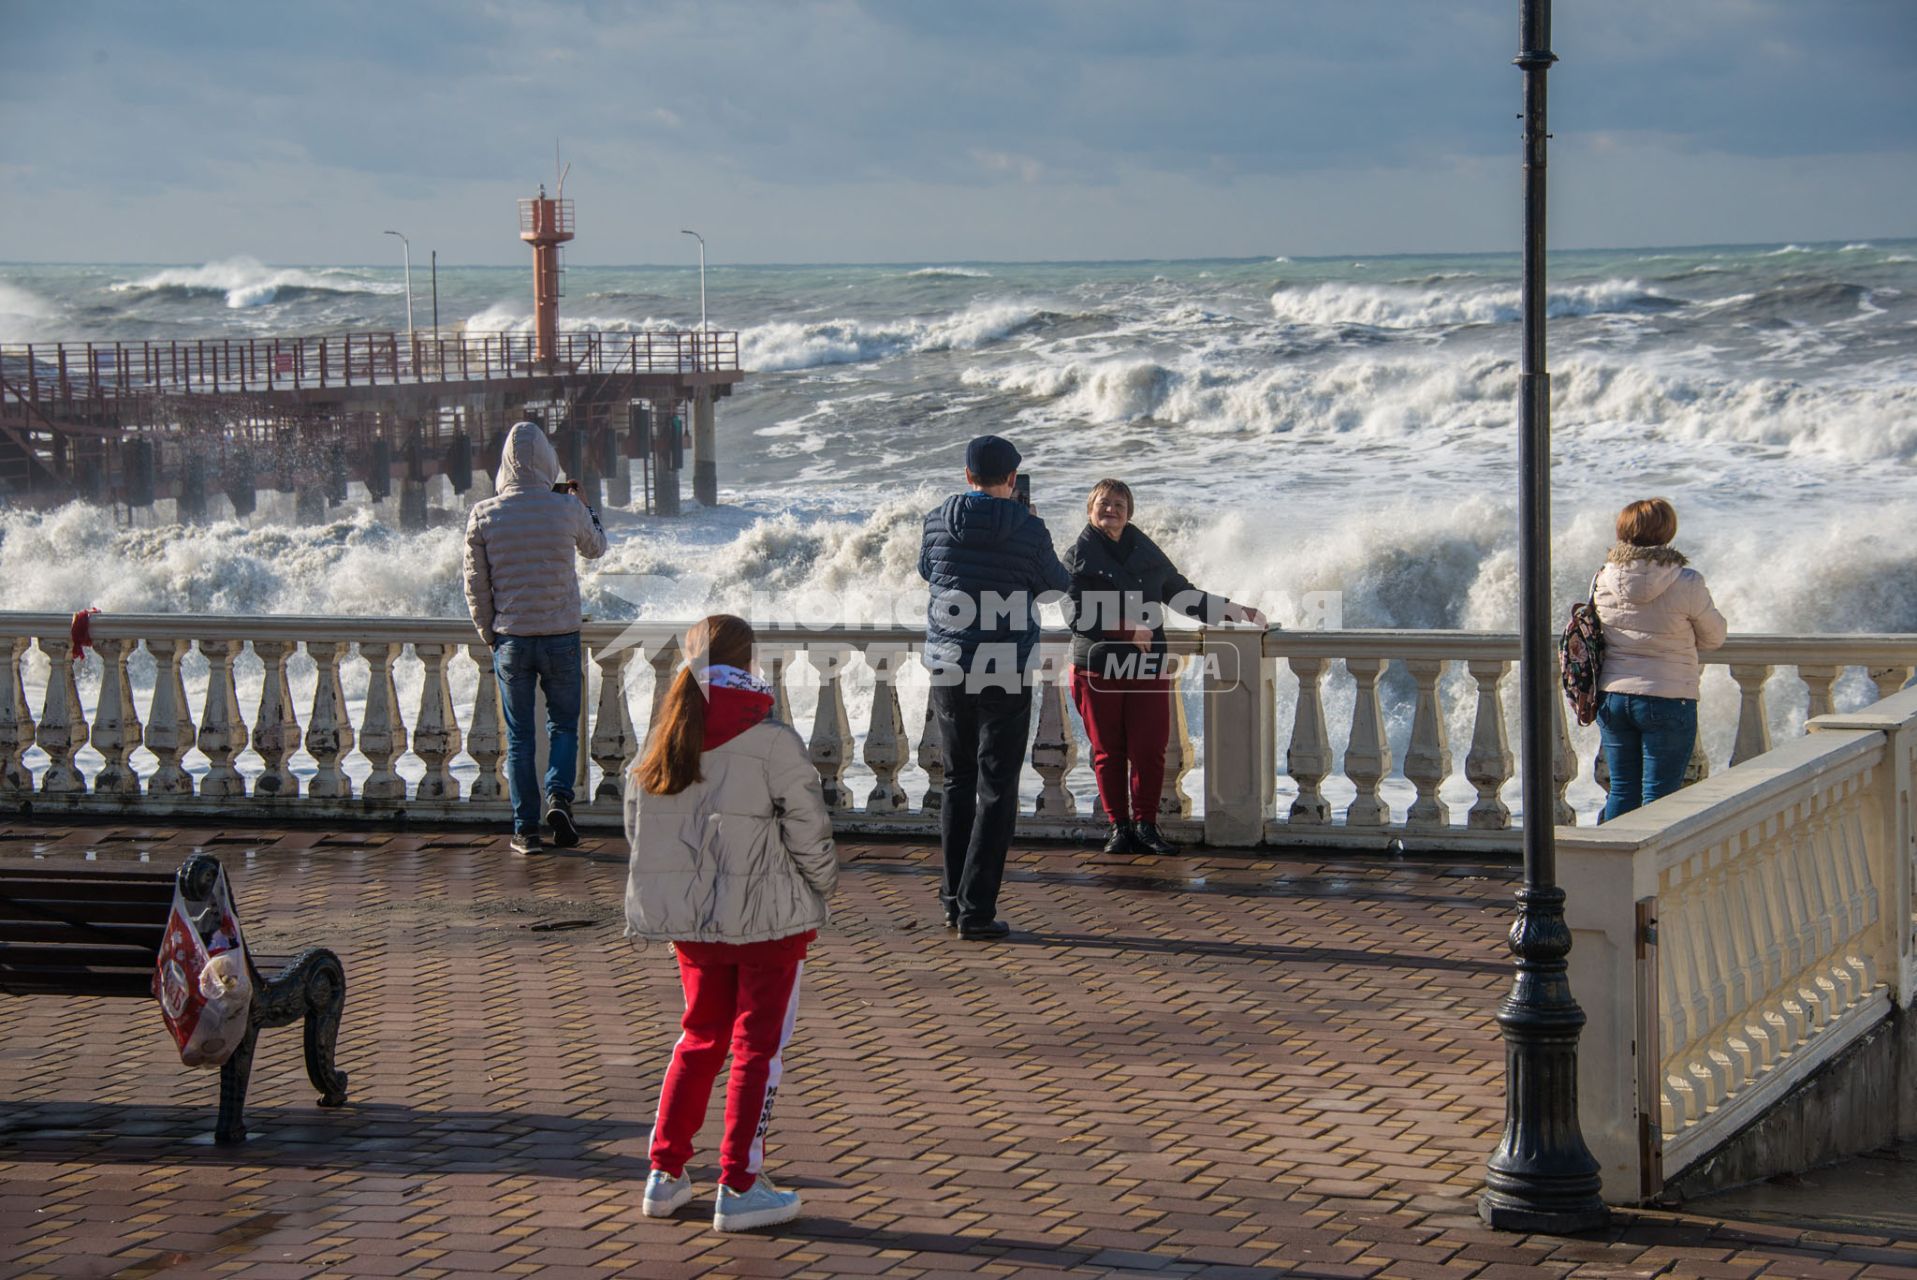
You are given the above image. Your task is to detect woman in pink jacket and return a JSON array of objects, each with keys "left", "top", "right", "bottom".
[{"left": 1593, "top": 498, "right": 1728, "bottom": 821}]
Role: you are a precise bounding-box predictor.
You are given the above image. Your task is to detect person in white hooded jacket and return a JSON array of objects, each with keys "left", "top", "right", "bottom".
[
  {"left": 462, "top": 421, "right": 608, "bottom": 853},
  {"left": 1592, "top": 498, "right": 1728, "bottom": 821}
]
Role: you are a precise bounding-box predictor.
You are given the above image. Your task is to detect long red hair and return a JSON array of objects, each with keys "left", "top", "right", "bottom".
[{"left": 635, "top": 614, "right": 756, "bottom": 796}]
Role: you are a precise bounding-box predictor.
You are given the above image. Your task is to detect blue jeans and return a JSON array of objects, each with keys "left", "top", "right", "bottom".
[
  {"left": 1597, "top": 691, "right": 1698, "bottom": 823},
  {"left": 492, "top": 633, "right": 582, "bottom": 835}
]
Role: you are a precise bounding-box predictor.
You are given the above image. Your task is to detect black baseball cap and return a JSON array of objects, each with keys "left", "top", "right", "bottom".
[{"left": 965, "top": 435, "right": 1021, "bottom": 478}]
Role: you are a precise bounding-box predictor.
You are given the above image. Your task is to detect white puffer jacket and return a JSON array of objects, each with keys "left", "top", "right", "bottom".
[
  {"left": 624, "top": 720, "right": 838, "bottom": 945},
  {"left": 1593, "top": 545, "right": 1728, "bottom": 701},
  {"left": 462, "top": 423, "right": 608, "bottom": 643}
]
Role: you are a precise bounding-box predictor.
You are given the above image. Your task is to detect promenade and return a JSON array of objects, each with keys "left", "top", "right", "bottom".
[{"left": 3, "top": 822, "right": 1913, "bottom": 1279}]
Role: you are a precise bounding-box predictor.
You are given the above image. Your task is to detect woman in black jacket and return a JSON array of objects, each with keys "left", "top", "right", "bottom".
[{"left": 1063, "top": 479, "right": 1264, "bottom": 855}]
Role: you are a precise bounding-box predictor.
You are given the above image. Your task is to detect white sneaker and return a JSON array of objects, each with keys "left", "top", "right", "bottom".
[
  {"left": 642, "top": 1169, "right": 694, "bottom": 1218},
  {"left": 712, "top": 1175, "right": 802, "bottom": 1232}
]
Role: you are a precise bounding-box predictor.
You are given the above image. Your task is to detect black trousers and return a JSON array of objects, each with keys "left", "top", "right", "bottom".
[{"left": 930, "top": 682, "right": 1033, "bottom": 926}]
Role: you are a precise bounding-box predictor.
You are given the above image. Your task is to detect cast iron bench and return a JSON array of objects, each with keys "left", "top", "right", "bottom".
[{"left": 0, "top": 852, "right": 349, "bottom": 1143}]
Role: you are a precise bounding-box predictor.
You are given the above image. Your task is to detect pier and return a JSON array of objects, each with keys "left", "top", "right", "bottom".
[{"left": 0, "top": 193, "right": 744, "bottom": 521}]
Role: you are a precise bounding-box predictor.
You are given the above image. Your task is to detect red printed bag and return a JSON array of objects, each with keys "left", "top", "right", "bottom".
[{"left": 152, "top": 866, "right": 253, "bottom": 1068}]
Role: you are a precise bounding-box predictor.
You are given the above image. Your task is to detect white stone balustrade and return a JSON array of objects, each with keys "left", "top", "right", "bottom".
[
  {"left": 0, "top": 612, "right": 1908, "bottom": 853},
  {"left": 1561, "top": 684, "right": 1917, "bottom": 1204}
]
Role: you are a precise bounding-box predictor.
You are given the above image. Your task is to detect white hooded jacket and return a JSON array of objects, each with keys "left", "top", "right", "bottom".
[
  {"left": 462, "top": 422, "right": 609, "bottom": 643},
  {"left": 1593, "top": 544, "right": 1728, "bottom": 701}
]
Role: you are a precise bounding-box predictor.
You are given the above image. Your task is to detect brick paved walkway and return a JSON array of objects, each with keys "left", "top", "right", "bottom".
[{"left": 3, "top": 822, "right": 1914, "bottom": 1279}]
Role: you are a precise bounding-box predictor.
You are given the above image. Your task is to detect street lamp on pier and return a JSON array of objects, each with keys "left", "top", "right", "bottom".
[
  {"left": 680, "top": 228, "right": 707, "bottom": 367},
  {"left": 383, "top": 229, "right": 415, "bottom": 347}
]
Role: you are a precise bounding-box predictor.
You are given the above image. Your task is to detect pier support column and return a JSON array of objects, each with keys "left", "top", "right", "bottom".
[
  {"left": 692, "top": 389, "right": 717, "bottom": 507},
  {"left": 605, "top": 456, "right": 632, "bottom": 509},
  {"left": 651, "top": 398, "right": 682, "bottom": 518},
  {"left": 178, "top": 456, "right": 209, "bottom": 525},
  {"left": 399, "top": 479, "right": 429, "bottom": 531},
  {"left": 295, "top": 486, "right": 327, "bottom": 525}
]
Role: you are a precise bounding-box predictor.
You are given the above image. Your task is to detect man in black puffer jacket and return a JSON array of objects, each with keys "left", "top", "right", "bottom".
[{"left": 918, "top": 435, "right": 1070, "bottom": 941}]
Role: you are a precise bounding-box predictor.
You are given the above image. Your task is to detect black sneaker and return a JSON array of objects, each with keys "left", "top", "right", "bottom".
[
  {"left": 510, "top": 831, "right": 544, "bottom": 856},
  {"left": 546, "top": 795, "right": 579, "bottom": 848},
  {"left": 1133, "top": 823, "right": 1177, "bottom": 856},
  {"left": 958, "top": 918, "right": 1011, "bottom": 941},
  {"left": 1102, "top": 821, "right": 1140, "bottom": 855}
]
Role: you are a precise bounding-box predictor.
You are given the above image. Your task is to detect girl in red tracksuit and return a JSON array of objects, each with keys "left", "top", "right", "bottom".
[{"left": 624, "top": 614, "right": 838, "bottom": 1233}]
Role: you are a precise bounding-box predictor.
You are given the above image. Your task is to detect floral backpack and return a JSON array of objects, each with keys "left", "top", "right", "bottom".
[{"left": 1558, "top": 571, "right": 1606, "bottom": 726}]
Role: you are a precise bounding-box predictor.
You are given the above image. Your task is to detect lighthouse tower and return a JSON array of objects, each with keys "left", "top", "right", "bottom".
[{"left": 518, "top": 184, "right": 574, "bottom": 367}]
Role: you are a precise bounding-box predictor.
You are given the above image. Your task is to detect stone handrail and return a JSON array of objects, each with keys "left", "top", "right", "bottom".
[
  {"left": 1, "top": 612, "right": 1913, "bottom": 850},
  {"left": 1561, "top": 684, "right": 1917, "bottom": 1202}
]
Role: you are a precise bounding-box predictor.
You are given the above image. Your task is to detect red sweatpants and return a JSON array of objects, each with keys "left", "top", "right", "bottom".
[
  {"left": 1069, "top": 668, "right": 1173, "bottom": 823},
  {"left": 649, "top": 932, "right": 810, "bottom": 1193}
]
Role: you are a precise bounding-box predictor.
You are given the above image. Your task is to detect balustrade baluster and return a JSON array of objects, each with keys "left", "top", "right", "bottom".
[
  {"left": 589, "top": 643, "right": 635, "bottom": 804},
  {"left": 1658, "top": 876, "right": 1700, "bottom": 1130},
  {"left": 195, "top": 639, "right": 247, "bottom": 797},
  {"left": 1673, "top": 874, "right": 1732, "bottom": 1119},
  {"left": 1342, "top": 658, "right": 1392, "bottom": 825},
  {"left": 0, "top": 635, "right": 36, "bottom": 795},
  {"left": 807, "top": 647, "right": 852, "bottom": 810},
  {"left": 1551, "top": 693, "right": 1577, "bottom": 826},
  {"left": 1800, "top": 663, "right": 1840, "bottom": 721},
  {"left": 1825, "top": 782, "right": 1876, "bottom": 1000},
  {"left": 1781, "top": 825, "right": 1836, "bottom": 1029},
  {"left": 1869, "top": 666, "right": 1913, "bottom": 701},
  {"left": 358, "top": 641, "right": 405, "bottom": 801},
  {"left": 305, "top": 642, "right": 355, "bottom": 799},
  {"left": 144, "top": 638, "right": 196, "bottom": 796},
  {"left": 412, "top": 643, "right": 462, "bottom": 801},
  {"left": 1698, "top": 855, "right": 1755, "bottom": 1085},
  {"left": 36, "top": 636, "right": 88, "bottom": 794},
  {"left": 1402, "top": 658, "right": 1451, "bottom": 830},
  {"left": 648, "top": 638, "right": 680, "bottom": 725},
  {"left": 465, "top": 642, "right": 504, "bottom": 800},
  {"left": 1724, "top": 846, "right": 1780, "bottom": 1073},
  {"left": 1683, "top": 724, "right": 1711, "bottom": 788},
  {"left": 91, "top": 636, "right": 144, "bottom": 796},
  {"left": 764, "top": 652, "right": 793, "bottom": 728},
  {"left": 1803, "top": 801, "right": 1858, "bottom": 1011},
  {"left": 1465, "top": 658, "right": 1513, "bottom": 829},
  {"left": 1757, "top": 826, "right": 1813, "bottom": 1048},
  {"left": 1729, "top": 664, "right": 1774, "bottom": 766},
  {"left": 1285, "top": 656, "right": 1332, "bottom": 824},
  {"left": 1030, "top": 657, "right": 1077, "bottom": 818},
  {"left": 917, "top": 694, "right": 944, "bottom": 815},
  {"left": 1160, "top": 674, "right": 1195, "bottom": 820},
  {"left": 863, "top": 647, "right": 910, "bottom": 814},
  {"left": 250, "top": 640, "right": 300, "bottom": 799}
]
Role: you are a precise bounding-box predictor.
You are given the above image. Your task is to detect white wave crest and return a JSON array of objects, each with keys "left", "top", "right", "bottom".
[
  {"left": 460, "top": 303, "right": 685, "bottom": 335},
  {"left": 1765, "top": 244, "right": 1814, "bottom": 256},
  {"left": 968, "top": 348, "right": 1917, "bottom": 463},
  {"left": 111, "top": 257, "right": 403, "bottom": 309},
  {"left": 741, "top": 301, "right": 1040, "bottom": 372},
  {"left": 1841, "top": 242, "right": 1875, "bottom": 252},
  {"left": 905, "top": 266, "right": 993, "bottom": 279},
  {"left": 1266, "top": 278, "right": 1674, "bottom": 329}
]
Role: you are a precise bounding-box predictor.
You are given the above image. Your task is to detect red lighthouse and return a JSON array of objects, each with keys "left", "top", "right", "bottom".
[{"left": 519, "top": 184, "right": 574, "bottom": 367}]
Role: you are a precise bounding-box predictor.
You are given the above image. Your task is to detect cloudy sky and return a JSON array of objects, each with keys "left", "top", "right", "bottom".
[{"left": 2, "top": 0, "right": 1914, "bottom": 265}]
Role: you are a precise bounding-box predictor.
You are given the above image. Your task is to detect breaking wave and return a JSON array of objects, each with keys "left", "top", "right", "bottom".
[
  {"left": 1266, "top": 278, "right": 1681, "bottom": 329},
  {"left": 111, "top": 257, "right": 402, "bottom": 309}
]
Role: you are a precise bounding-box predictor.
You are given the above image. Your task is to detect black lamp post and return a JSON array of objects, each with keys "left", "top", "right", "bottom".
[{"left": 1478, "top": 0, "right": 1609, "bottom": 1234}]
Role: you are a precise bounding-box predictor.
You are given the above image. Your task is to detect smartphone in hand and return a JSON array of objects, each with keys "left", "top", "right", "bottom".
[{"left": 1014, "top": 473, "right": 1031, "bottom": 512}]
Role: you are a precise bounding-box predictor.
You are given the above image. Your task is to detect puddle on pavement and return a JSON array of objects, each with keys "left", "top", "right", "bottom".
[{"left": 1691, "top": 1144, "right": 1917, "bottom": 1235}]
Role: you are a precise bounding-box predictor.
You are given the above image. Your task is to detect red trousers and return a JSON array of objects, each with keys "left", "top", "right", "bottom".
[
  {"left": 1069, "top": 668, "right": 1173, "bottom": 823},
  {"left": 649, "top": 932, "right": 811, "bottom": 1193}
]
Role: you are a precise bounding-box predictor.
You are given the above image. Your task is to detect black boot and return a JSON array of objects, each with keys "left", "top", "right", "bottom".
[
  {"left": 1133, "top": 822, "right": 1177, "bottom": 856},
  {"left": 1102, "top": 821, "right": 1139, "bottom": 855}
]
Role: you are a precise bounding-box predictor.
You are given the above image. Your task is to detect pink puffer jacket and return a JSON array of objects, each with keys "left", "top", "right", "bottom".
[{"left": 1593, "top": 545, "right": 1727, "bottom": 701}]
